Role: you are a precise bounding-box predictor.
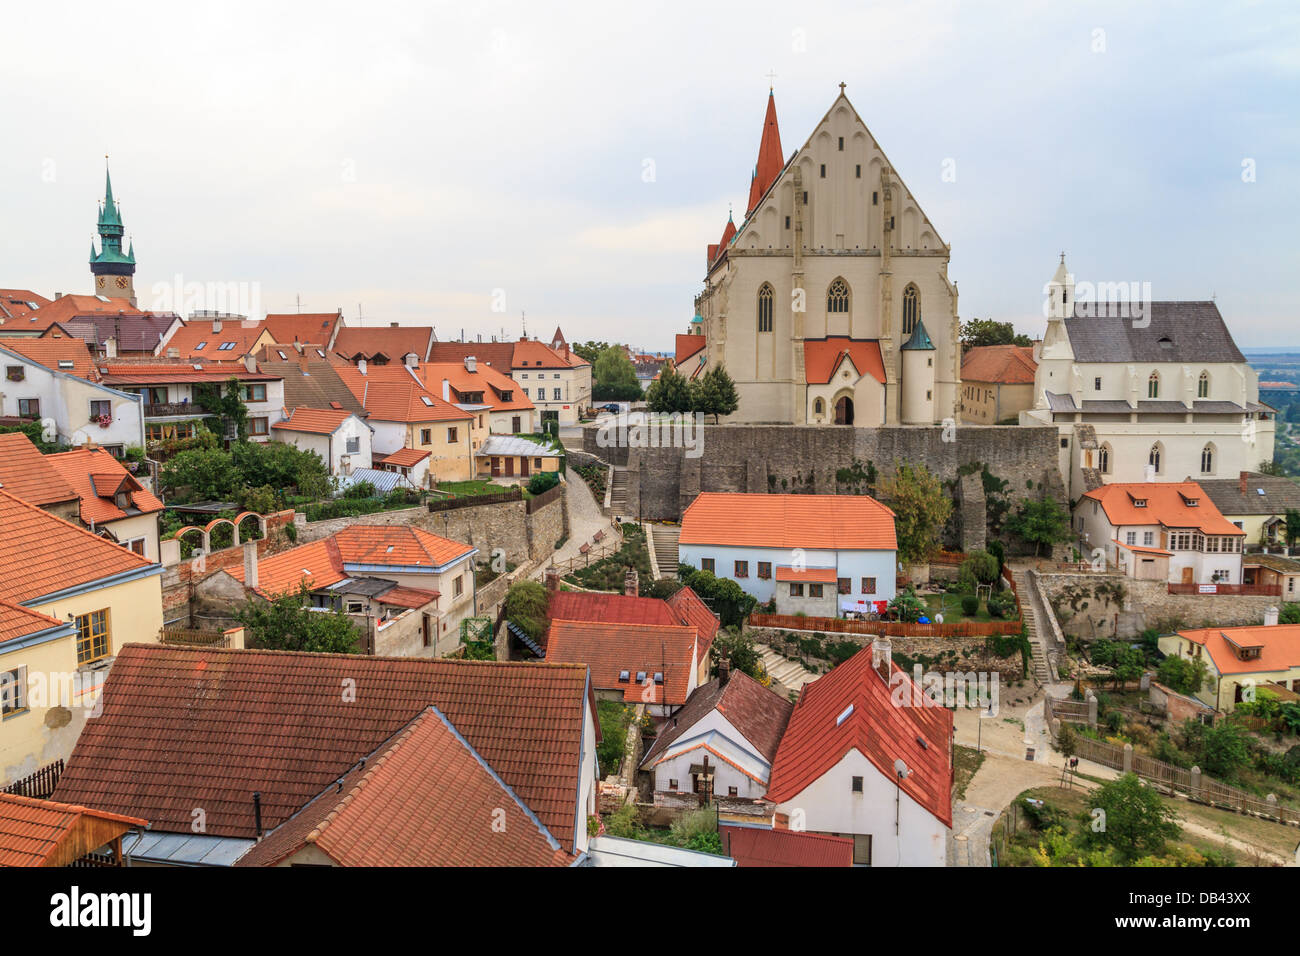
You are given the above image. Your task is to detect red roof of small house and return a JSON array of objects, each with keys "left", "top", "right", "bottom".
[
  {"left": 0, "top": 489, "right": 154, "bottom": 605},
  {"left": 159, "top": 320, "right": 270, "bottom": 361},
  {"left": 235, "top": 707, "right": 573, "bottom": 867},
  {"left": 774, "top": 566, "right": 838, "bottom": 583},
  {"left": 679, "top": 492, "right": 897, "bottom": 551},
  {"left": 720, "top": 825, "right": 853, "bottom": 867},
  {"left": 746, "top": 91, "right": 785, "bottom": 216},
  {"left": 0, "top": 792, "right": 146, "bottom": 867},
  {"left": 547, "top": 591, "right": 678, "bottom": 628},
  {"left": 263, "top": 312, "right": 341, "bottom": 347},
  {"left": 95, "top": 361, "right": 278, "bottom": 386},
  {"left": 375, "top": 586, "right": 440, "bottom": 609},
  {"left": 765, "top": 646, "right": 954, "bottom": 828},
  {"left": 426, "top": 341, "right": 517, "bottom": 371},
  {"left": 6, "top": 295, "right": 140, "bottom": 335},
  {"left": 666, "top": 586, "right": 720, "bottom": 657},
  {"left": 675, "top": 333, "right": 706, "bottom": 366},
  {"left": 0, "top": 600, "right": 68, "bottom": 646},
  {"left": 641, "top": 670, "right": 793, "bottom": 768},
  {"left": 961, "top": 345, "right": 1037, "bottom": 385},
  {"left": 45, "top": 448, "right": 165, "bottom": 524},
  {"left": 332, "top": 325, "right": 436, "bottom": 364},
  {"left": 1177, "top": 624, "right": 1300, "bottom": 677},
  {"left": 1081, "top": 482, "right": 1244, "bottom": 537},
  {"left": 511, "top": 338, "right": 588, "bottom": 370},
  {"left": 334, "top": 363, "right": 472, "bottom": 424},
  {"left": 375, "top": 447, "right": 431, "bottom": 468},
  {"left": 271, "top": 407, "right": 353, "bottom": 435},
  {"left": 413, "top": 361, "right": 535, "bottom": 413},
  {"left": 545, "top": 620, "right": 697, "bottom": 707},
  {"left": 802, "top": 337, "right": 886, "bottom": 385},
  {"left": 0, "top": 336, "right": 98, "bottom": 379},
  {"left": 0, "top": 288, "right": 51, "bottom": 320},
  {"left": 0, "top": 433, "right": 80, "bottom": 508},
  {"left": 51, "top": 645, "right": 594, "bottom": 851}
]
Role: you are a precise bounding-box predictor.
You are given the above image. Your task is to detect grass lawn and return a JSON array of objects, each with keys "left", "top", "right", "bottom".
[
  {"left": 921, "top": 592, "right": 994, "bottom": 623},
  {"left": 566, "top": 525, "right": 652, "bottom": 591},
  {"left": 436, "top": 480, "right": 512, "bottom": 497},
  {"left": 953, "top": 745, "right": 985, "bottom": 801}
]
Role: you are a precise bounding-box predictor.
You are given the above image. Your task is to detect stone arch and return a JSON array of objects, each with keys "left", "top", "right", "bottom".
[
  {"left": 235, "top": 510, "right": 268, "bottom": 542},
  {"left": 204, "top": 517, "right": 238, "bottom": 550},
  {"left": 832, "top": 389, "right": 855, "bottom": 426},
  {"left": 173, "top": 524, "right": 209, "bottom": 555}
]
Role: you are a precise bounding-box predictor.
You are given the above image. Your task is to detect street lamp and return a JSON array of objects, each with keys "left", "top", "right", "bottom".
[{"left": 977, "top": 700, "right": 995, "bottom": 753}]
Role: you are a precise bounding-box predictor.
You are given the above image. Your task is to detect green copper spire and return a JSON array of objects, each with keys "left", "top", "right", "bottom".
[
  {"left": 90, "top": 160, "right": 136, "bottom": 272},
  {"left": 901, "top": 318, "right": 935, "bottom": 350},
  {"left": 98, "top": 165, "right": 122, "bottom": 230}
]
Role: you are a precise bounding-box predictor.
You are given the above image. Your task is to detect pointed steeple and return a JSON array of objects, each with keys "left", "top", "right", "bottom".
[
  {"left": 901, "top": 318, "right": 935, "bottom": 351},
  {"left": 90, "top": 160, "right": 136, "bottom": 302},
  {"left": 98, "top": 164, "right": 122, "bottom": 230},
  {"left": 719, "top": 208, "right": 736, "bottom": 248},
  {"left": 746, "top": 91, "right": 785, "bottom": 216}
]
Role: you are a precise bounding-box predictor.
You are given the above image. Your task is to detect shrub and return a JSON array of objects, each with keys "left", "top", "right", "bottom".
[
  {"left": 503, "top": 579, "right": 549, "bottom": 641},
  {"left": 343, "top": 480, "right": 377, "bottom": 499},
  {"left": 527, "top": 471, "right": 560, "bottom": 495},
  {"left": 960, "top": 594, "right": 980, "bottom": 616}
]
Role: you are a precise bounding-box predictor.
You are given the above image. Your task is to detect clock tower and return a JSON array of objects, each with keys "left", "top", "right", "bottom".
[{"left": 89, "top": 162, "right": 137, "bottom": 306}]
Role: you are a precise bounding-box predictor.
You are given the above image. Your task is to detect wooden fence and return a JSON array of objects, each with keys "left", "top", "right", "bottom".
[
  {"left": 526, "top": 483, "right": 563, "bottom": 513},
  {"left": 2, "top": 759, "right": 64, "bottom": 799},
  {"left": 748, "top": 612, "right": 1023, "bottom": 637},
  {"left": 427, "top": 487, "right": 523, "bottom": 512},
  {"left": 1044, "top": 693, "right": 1092, "bottom": 727},
  {"left": 1067, "top": 734, "right": 1300, "bottom": 828}
]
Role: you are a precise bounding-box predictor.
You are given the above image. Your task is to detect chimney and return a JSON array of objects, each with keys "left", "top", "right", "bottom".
[
  {"left": 166, "top": 347, "right": 179, "bottom": 359},
  {"left": 442, "top": 378, "right": 450, "bottom": 401},
  {"left": 212, "top": 317, "right": 222, "bottom": 333},
  {"left": 544, "top": 569, "right": 560, "bottom": 593},
  {"left": 390, "top": 322, "right": 399, "bottom": 328},
  {"left": 252, "top": 792, "right": 263, "bottom": 838},
  {"left": 293, "top": 341, "right": 304, "bottom": 354},
  {"left": 243, "top": 540, "right": 259, "bottom": 590},
  {"left": 623, "top": 567, "right": 639, "bottom": 597},
  {"left": 465, "top": 355, "right": 477, "bottom": 373},
  {"left": 54, "top": 292, "right": 63, "bottom": 300},
  {"left": 718, "top": 655, "right": 731, "bottom": 686},
  {"left": 358, "top": 358, "right": 367, "bottom": 375},
  {"left": 1240, "top": 471, "right": 1249, "bottom": 495},
  {"left": 104, "top": 336, "right": 118, "bottom": 359},
  {"left": 1265, "top": 605, "right": 1279, "bottom": 627},
  {"left": 871, "top": 638, "right": 892, "bottom": 683},
  {"left": 243, "top": 353, "right": 257, "bottom": 374}
]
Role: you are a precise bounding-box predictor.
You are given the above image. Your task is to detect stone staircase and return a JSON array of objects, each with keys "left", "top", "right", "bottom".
[
  {"left": 757, "top": 645, "right": 819, "bottom": 695},
  {"left": 1012, "top": 568, "right": 1053, "bottom": 684},
  {"left": 609, "top": 468, "right": 629, "bottom": 515},
  {"left": 650, "top": 525, "right": 680, "bottom": 577}
]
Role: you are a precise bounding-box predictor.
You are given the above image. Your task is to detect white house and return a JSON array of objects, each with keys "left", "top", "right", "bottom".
[
  {"left": 639, "top": 663, "right": 792, "bottom": 800},
  {"left": 677, "top": 492, "right": 898, "bottom": 616},
  {"left": 764, "top": 643, "right": 953, "bottom": 867},
  {"left": 0, "top": 342, "right": 145, "bottom": 453},
  {"left": 1074, "top": 481, "right": 1246, "bottom": 588},
  {"left": 271, "top": 407, "right": 373, "bottom": 476}
]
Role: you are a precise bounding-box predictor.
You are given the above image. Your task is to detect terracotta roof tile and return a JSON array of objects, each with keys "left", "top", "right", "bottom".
[
  {"left": 51, "top": 645, "right": 592, "bottom": 849},
  {"left": 720, "top": 825, "right": 853, "bottom": 867},
  {"left": 641, "top": 671, "right": 793, "bottom": 768},
  {"left": 0, "top": 600, "right": 68, "bottom": 646},
  {"left": 1082, "top": 482, "right": 1244, "bottom": 536},
  {"left": 375, "top": 586, "right": 439, "bottom": 609},
  {"left": 0, "top": 433, "right": 80, "bottom": 507},
  {"left": 960, "top": 345, "right": 1037, "bottom": 385},
  {"left": 548, "top": 592, "right": 678, "bottom": 628},
  {"left": 545, "top": 620, "right": 697, "bottom": 707},
  {"left": 333, "top": 364, "right": 472, "bottom": 423},
  {"left": 236, "top": 707, "right": 572, "bottom": 866},
  {"left": 774, "top": 566, "right": 838, "bottom": 583},
  {"left": 666, "top": 586, "right": 720, "bottom": 656},
  {"left": 0, "top": 337, "right": 98, "bottom": 379},
  {"left": 679, "top": 492, "right": 897, "bottom": 551},
  {"left": 45, "top": 448, "right": 164, "bottom": 525},
  {"left": 765, "top": 646, "right": 953, "bottom": 827},
  {"left": 271, "top": 407, "right": 354, "bottom": 435},
  {"left": 159, "top": 320, "right": 269, "bottom": 360},
  {"left": 675, "top": 333, "right": 705, "bottom": 366},
  {"left": 6, "top": 295, "right": 140, "bottom": 335},
  {"left": 374, "top": 447, "right": 430, "bottom": 467},
  {"left": 1178, "top": 623, "right": 1300, "bottom": 677},
  {"left": 413, "top": 362, "right": 535, "bottom": 413},
  {"left": 263, "top": 313, "right": 341, "bottom": 347},
  {"left": 802, "top": 337, "right": 886, "bottom": 385},
  {"left": 0, "top": 489, "right": 155, "bottom": 604},
  {"left": 0, "top": 289, "right": 51, "bottom": 321},
  {"left": 0, "top": 793, "right": 146, "bottom": 867},
  {"left": 333, "top": 325, "right": 435, "bottom": 363}
]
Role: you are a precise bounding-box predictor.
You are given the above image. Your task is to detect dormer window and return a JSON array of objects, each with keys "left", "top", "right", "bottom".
[
  {"left": 653, "top": 672, "right": 664, "bottom": 685},
  {"left": 1133, "top": 498, "right": 1147, "bottom": 508},
  {"left": 617, "top": 670, "right": 630, "bottom": 683},
  {"left": 635, "top": 671, "right": 647, "bottom": 684}
]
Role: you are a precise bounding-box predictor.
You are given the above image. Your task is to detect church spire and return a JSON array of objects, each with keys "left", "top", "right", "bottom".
[
  {"left": 90, "top": 159, "right": 137, "bottom": 304},
  {"left": 746, "top": 91, "right": 784, "bottom": 217}
]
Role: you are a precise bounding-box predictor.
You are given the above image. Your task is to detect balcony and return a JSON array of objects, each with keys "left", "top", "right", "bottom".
[{"left": 144, "top": 402, "right": 209, "bottom": 418}]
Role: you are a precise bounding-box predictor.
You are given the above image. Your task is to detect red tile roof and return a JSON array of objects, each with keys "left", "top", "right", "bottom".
[
  {"left": 0, "top": 433, "right": 80, "bottom": 508},
  {"left": 720, "top": 825, "right": 853, "bottom": 867},
  {"left": 375, "top": 447, "right": 431, "bottom": 467},
  {"left": 1178, "top": 624, "right": 1300, "bottom": 677},
  {"left": 0, "top": 337, "right": 98, "bottom": 379},
  {"left": 45, "top": 448, "right": 164, "bottom": 525},
  {"left": 1082, "top": 482, "right": 1244, "bottom": 537},
  {"left": 961, "top": 345, "right": 1037, "bottom": 385},
  {"left": 0, "top": 793, "right": 146, "bottom": 867},
  {"left": 333, "top": 325, "right": 435, "bottom": 363},
  {"left": 159, "top": 320, "right": 269, "bottom": 360},
  {"left": 271, "top": 407, "right": 354, "bottom": 435},
  {"left": 0, "top": 489, "right": 155, "bottom": 604},
  {"left": 746, "top": 91, "right": 785, "bottom": 216},
  {"left": 96, "top": 361, "right": 277, "bottom": 385},
  {"left": 236, "top": 707, "right": 572, "bottom": 866},
  {"left": 666, "top": 586, "right": 720, "bottom": 656},
  {"left": 427, "top": 341, "right": 517, "bottom": 371},
  {"left": 263, "top": 313, "right": 340, "bottom": 347},
  {"left": 802, "top": 337, "right": 886, "bottom": 385},
  {"left": 680, "top": 492, "right": 897, "bottom": 551},
  {"left": 545, "top": 620, "right": 697, "bottom": 707},
  {"left": 0, "top": 289, "right": 51, "bottom": 321},
  {"left": 375, "top": 586, "right": 440, "bottom": 609},
  {"left": 5, "top": 295, "right": 140, "bottom": 335},
  {"left": 765, "top": 646, "right": 954, "bottom": 827},
  {"left": 548, "top": 591, "right": 678, "bottom": 629},
  {"left": 413, "top": 361, "right": 535, "bottom": 413},
  {"left": 774, "top": 567, "right": 838, "bottom": 583},
  {"left": 675, "top": 333, "right": 706, "bottom": 366},
  {"left": 334, "top": 363, "right": 472, "bottom": 424},
  {"left": 0, "top": 600, "right": 67, "bottom": 646},
  {"left": 511, "top": 339, "right": 588, "bottom": 370},
  {"left": 51, "top": 645, "right": 594, "bottom": 849},
  {"left": 642, "top": 670, "right": 792, "bottom": 768}
]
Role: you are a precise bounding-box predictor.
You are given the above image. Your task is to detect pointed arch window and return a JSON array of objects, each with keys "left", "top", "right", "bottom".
[
  {"left": 902, "top": 284, "right": 920, "bottom": 335},
  {"left": 1197, "top": 370, "right": 1210, "bottom": 399},
  {"left": 757, "top": 284, "right": 774, "bottom": 333},
  {"left": 813, "top": 398, "right": 825, "bottom": 416},
  {"left": 1201, "top": 443, "right": 1216, "bottom": 475},
  {"left": 1147, "top": 371, "right": 1160, "bottom": 399},
  {"left": 1098, "top": 443, "right": 1112, "bottom": 475},
  {"left": 1149, "top": 443, "right": 1163, "bottom": 474},
  {"left": 827, "top": 277, "right": 850, "bottom": 314}
]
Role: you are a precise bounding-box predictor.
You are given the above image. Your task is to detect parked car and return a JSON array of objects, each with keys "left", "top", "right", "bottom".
[{"left": 599, "top": 403, "right": 622, "bottom": 414}]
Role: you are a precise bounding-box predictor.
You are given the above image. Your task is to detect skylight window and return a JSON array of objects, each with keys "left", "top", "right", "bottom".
[
  {"left": 194, "top": 341, "right": 206, "bottom": 350},
  {"left": 420, "top": 396, "right": 433, "bottom": 406},
  {"left": 617, "top": 670, "right": 630, "bottom": 683},
  {"left": 836, "top": 703, "right": 854, "bottom": 726},
  {"left": 217, "top": 341, "right": 236, "bottom": 351},
  {"left": 635, "top": 671, "right": 647, "bottom": 683},
  {"left": 57, "top": 360, "right": 74, "bottom": 369}
]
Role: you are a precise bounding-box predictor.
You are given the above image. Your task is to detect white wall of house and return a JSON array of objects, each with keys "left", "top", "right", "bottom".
[
  {"left": 0, "top": 352, "right": 145, "bottom": 450},
  {"left": 488, "top": 409, "right": 535, "bottom": 434},
  {"left": 647, "top": 710, "right": 771, "bottom": 799},
  {"left": 1074, "top": 501, "right": 1243, "bottom": 585},
  {"left": 678, "top": 543, "right": 897, "bottom": 609},
  {"left": 101, "top": 512, "right": 162, "bottom": 564},
  {"left": 772, "top": 749, "right": 948, "bottom": 867},
  {"left": 277, "top": 416, "right": 372, "bottom": 475}
]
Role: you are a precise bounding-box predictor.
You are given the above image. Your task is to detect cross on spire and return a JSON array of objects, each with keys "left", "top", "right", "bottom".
[
  {"left": 765, "top": 69, "right": 777, "bottom": 91},
  {"left": 839, "top": 81, "right": 846, "bottom": 94}
]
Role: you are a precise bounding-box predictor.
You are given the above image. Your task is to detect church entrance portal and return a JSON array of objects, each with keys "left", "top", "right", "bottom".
[{"left": 834, "top": 396, "right": 854, "bottom": 425}]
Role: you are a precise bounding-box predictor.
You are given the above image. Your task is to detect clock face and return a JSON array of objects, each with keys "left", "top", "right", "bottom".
[
  {"left": 115, "top": 276, "right": 128, "bottom": 290},
  {"left": 96, "top": 276, "right": 105, "bottom": 288}
]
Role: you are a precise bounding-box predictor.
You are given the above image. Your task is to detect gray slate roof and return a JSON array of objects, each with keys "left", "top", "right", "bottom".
[
  {"left": 1065, "top": 301, "right": 1245, "bottom": 364},
  {"left": 1195, "top": 473, "right": 1300, "bottom": 516}
]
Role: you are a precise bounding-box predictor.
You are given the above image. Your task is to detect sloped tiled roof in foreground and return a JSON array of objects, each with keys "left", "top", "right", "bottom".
[
  {"left": 51, "top": 645, "right": 593, "bottom": 851},
  {"left": 0, "top": 793, "right": 146, "bottom": 867}
]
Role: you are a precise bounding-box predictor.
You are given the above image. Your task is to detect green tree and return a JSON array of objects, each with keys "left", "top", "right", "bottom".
[
  {"left": 593, "top": 346, "right": 640, "bottom": 397},
  {"left": 1183, "top": 719, "right": 1251, "bottom": 782},
  {"left": 711, "top": 628, "right": 761, "bottom": 679},
  {"left": 159, "top": 448, "right": 242, "bottom": 502},
  {"left": 1281, "top": 602, "right": 1300, "bottom": 625},
  {"left": 572, "top": 340, "right": 611, "bottom": 365},
  {"left": 679, "top": 567, "right": 756, "bottom": 629},
  {"left": 237, "top": 585, "right": 361, "bottom": 653},
  {"left": 503, "top": 579, "right": 549, "bottom": 641},
  {"left": 646, "top": 363, "right": 693, "bottom": 414},
  {"left": 692, "top": 364, "right": 739, "bottom": 423},
  {"left": 1286, "top": 508, "right": 1300, "bottom": 548},
  {"left": 960, "top": 318, "right": 1032, "bottom": 351},
  {"left": 958, "top": 549, "right": 1000, "bottom": 591},
  {"left": 1079, "top": 773, "right": 1181, "bottom": 862},
  {"left": 879, "top": 462, "right": 952, "bottom": 564},
  {"left": 1156, "top": 656, "right": 1208, "bottom": 696},
  {"left": 193, "top": 376, "right": 249, "bottom": 442},
  {"left": 1007, "top": 496, "right": 1072, "bottom": 557},
  {"left": 887, "top": 586, "right": 926, "bottom": 623}
]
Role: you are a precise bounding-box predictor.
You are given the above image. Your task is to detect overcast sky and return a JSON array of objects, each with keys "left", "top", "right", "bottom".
[{"left": 3, "top": 0, "right": 1296, "bottom": 350}]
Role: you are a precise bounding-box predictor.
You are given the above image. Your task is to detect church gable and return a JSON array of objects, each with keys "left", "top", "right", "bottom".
[{"left": 735, "top": 91, "right": 945, "bottom": 255}]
